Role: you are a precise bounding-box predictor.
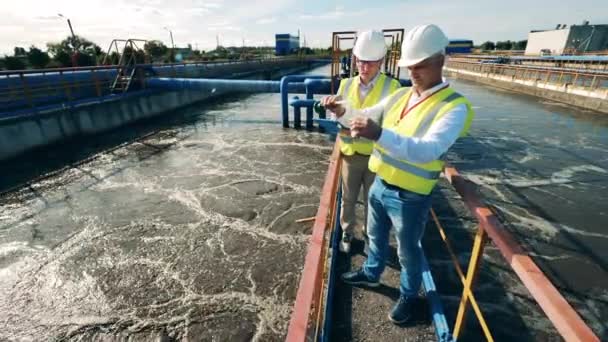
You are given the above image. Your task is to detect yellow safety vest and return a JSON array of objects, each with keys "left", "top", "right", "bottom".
[
  {"left": 368, "top": 87, "right": 475, "bottom": 195},
  {"left": 337, "top": 73, "right": 401, "bottom": 156}
]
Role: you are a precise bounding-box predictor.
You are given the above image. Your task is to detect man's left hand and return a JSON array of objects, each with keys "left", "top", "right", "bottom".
[{"left": 350, "top": 117, "right": 382, "bottom": 141}]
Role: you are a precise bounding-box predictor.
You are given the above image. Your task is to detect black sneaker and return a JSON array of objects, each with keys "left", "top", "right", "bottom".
[
  {"left": 388, "top": 295, "right": 414, "bottom": 324},
  {"left": 341, "top": 269, "right": 379, "bottom": 287}
]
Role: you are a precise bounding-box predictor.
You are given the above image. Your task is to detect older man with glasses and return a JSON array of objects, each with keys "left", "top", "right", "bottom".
[{"left": 321, "top": 30, "right": 401, "bottom": 254}]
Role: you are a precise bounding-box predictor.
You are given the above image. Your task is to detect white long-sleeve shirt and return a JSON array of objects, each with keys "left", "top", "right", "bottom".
[
  {"left": 357, "top": 72, "right": 381, "bottom": 101},
  {"left": 341, "top": 82, "right": 469, "bottom": 164}
]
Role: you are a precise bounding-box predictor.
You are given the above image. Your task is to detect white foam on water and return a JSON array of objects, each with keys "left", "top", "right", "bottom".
[
  {"left": 1, "top": 217, "right": 115, "bottom": 339},
  {"left": 0, "top": 241, "right": 32, "bottom": 257},
  {"left": 528, "top": 251, "right": 575, "bottom": 261},
  {"left": 467, "top": 164, "right": 606, "bottom": 193},
  {"left": 543, "top": 137, "right": 562, "bottom": 146},
  {"left": 517, "top": 147, "right": 541, "bottom": 164},
  {"left": 493, "top": 204, "right": 608, "bottom": 240},
  {"left": 551, "top": 164, "right": 607, "bottom": 182}
]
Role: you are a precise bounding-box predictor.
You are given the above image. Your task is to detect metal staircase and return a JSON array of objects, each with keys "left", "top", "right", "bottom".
[{"left": 103, "top": 39, "right": 148, "bottom": 94}]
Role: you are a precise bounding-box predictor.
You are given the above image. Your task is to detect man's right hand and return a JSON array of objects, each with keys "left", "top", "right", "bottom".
[{"left": 320, "top": 95, "right": 345, "bottom": 117}]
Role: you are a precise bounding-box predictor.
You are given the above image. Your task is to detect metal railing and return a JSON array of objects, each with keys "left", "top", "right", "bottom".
[
  {"left": 286, "top": 140, "right": 342, "bottom": 341},
  {"left": 438, "top": 165, "right": 599, "bottom": 341},
  {"left": 0, "top": 66, "right": 120, "bottom": 114},
  {"left": 0, "top": 56, "right": 317, "bottom": 116},
  {"left": 446, "top": 60, "right": 608, "bottom": 91},
  {"left": 286, "top": 145, "right": 600, "bottom": 341},
  {"left": 449, "top": 54, "right": 608, "bottom": 72}
]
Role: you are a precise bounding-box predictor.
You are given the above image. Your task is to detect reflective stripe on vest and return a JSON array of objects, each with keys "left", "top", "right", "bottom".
[
  {"left": 383, "top": 88, "right": 410, "bottom": 118},
  {"left": 371, "top": 150, "right": 441, "bottom": 180},
  {"left": 339, "top": 77, "right": 355, "bottom": 96},
  {"left": 412, "top": 92, "right": 463, "bottom": 137}
]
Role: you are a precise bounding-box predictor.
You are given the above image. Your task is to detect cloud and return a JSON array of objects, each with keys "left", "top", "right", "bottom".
[
  {"left": 203, "top": 3, "right": 222, "bottom": 9},
  {"left": 299, "top": 7, "right": 363, "bottom": 20},
  {"left": 33, "top": 15, "right": 62, "bottom": 21},
  {"left": 256, "top": 17, "right": 276, "bottom": 24},
  {"left": 187, "top": 7, "right": 211, "bottom": 16}
]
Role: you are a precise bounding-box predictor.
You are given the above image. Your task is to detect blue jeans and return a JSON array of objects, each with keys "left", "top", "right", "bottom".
[{"left": 362, "top": 176, "right": 433, "bottom": 297}]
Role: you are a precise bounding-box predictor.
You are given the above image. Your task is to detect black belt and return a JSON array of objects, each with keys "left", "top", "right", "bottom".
[
  {"left": 380, "top": 178, "right": 401, "bottom": 191},
  {"left": 342, "top": 152, "right": 371, "bottom": 157}
]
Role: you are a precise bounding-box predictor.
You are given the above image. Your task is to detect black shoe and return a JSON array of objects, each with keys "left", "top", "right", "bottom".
[
  {"left": 341, "top": 269, "right": 379, "bottom": 287},
  {"left": 388, "top": 295, "right": 414, "bottom": 324}
]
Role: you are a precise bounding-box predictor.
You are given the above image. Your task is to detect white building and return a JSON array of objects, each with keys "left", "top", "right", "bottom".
[{"left": 525, "top": 21, "right": 608, "bottom": 55}]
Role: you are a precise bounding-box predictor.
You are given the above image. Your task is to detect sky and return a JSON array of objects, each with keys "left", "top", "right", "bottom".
[{"left": 1, "top": 0, "right": 607, "bottom": 55}]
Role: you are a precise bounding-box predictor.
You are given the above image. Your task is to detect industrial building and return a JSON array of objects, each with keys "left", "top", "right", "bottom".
[
  {"left": 275, "top": 33, "right": 300, "bottom": 55},
  {"left": 446, "top": 39, "right": 474, "bottom": 54},
  {"left": 525, "top": 21, "right": 608, "bottom": 55}
]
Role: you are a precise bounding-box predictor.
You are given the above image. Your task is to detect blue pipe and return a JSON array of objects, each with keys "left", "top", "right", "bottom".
[
  {"left": 146, "top": 77, "right": 309, "bottom": 93},
  {"left": 420, "top": 244, "right": 453, "bottom": 342},
  {"left": 291, "top": 96, "right": 302, "bottom": 128},
  {"left": 289, "top": 98, "right": 318, "bottom": 130},
  {"left": 280, "top": 75, "right": 328, "bottom": 128},
  {"left": 321, "top": 183, "right": 343, "bottom": 342},
  {"left": 304, "top": 79, "right": 332, "bottom": 129},
  {"left": 288, "top": 99, "right": 316, "bottom": 107}
]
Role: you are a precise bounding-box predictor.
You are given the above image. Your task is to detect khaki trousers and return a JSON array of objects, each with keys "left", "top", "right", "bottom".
[{"left": 340, "top": 153, "right": 375, "bottom": 238}]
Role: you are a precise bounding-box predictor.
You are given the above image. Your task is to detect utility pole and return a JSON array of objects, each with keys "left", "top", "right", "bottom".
[
  {"left": 58, "top": 13, "right": 79, "bottom": 67},
  {"left": 216, "top": 34, "right": 220, "bottom": 48},
  {"left": 163, "top": 27, "right": 175, "bottom": 63},
  {"left": 163, "top": 27, "right": 175, "bottom": 49},
  {"left": 58, "top": 14, "right": 76, "bottom": 40}
]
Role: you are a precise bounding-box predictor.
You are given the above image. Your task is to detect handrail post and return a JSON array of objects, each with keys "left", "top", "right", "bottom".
[
  {"left": 91, "top": 69, "right": 102, "bottom": 97},
  {"left": 453, "top": 224, "right": 489, "bottom": 340},
  {"left": 59, "top": 70, "right": 73, "bottom": 103},
  {"left": 19, "top": 72, "right": 35, "bottom": 109}
]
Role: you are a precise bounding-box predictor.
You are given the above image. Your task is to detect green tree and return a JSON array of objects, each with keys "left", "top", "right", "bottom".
[
  {"left": 2, "top": 56, "right": 26, "bottom": 70},
  {"left": 143, "top": 40, "right": 168, "bottom": 60},
  {"left": 13, "top": 47, "right": 26, "bottom": 56},
  {"left": 496, "top": 40, "right": 513, "bottom": 50},
  {"left": 513, "top": 40, "right": 528, "bottom": 50},
  {"left": 480, "top": 41, "right": 495, "bottom": 50},
  {"left": 74, "top": 52, "right": 96, "bottom": 66},
  {"left": 46, "top": 35, "right": 102, "bottom": 67},
  {"left": 122, "top": 46, "right": 146, "bottom": 64},
  {"left": 26, "top": 46, "right": 50, "bottom": 68}
]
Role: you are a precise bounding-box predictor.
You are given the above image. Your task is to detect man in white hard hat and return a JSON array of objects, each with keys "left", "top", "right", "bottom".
[
  {"left": 321, "top": 30, "right": 401, "bottom": 254},
  {"left": 327, "top": 24, "right": 475, "bottom": 324}
]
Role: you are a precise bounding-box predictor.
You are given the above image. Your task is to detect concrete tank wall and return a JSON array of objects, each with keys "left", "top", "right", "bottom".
[
  {"left": 444, "top": 67, "right": 608, "bottom": 114},
  {"left": 0, "top": 62, "right": 322, "bottom": 161}
]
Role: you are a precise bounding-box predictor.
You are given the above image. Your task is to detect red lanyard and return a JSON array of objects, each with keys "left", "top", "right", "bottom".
[{"left": 399, "top": 85, "right": 449, "bottom": 121}]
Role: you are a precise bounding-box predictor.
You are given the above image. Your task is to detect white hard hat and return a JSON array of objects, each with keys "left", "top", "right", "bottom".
[
  {"left": 398, "top": 24, "right": 449, "bottom": 67},
  {"left": 352, "top": 30, "right": 387, "bottom": 61}
]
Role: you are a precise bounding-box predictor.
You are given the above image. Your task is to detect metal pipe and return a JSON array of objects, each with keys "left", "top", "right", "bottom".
[
  {"left": 304, "top": 78, "right": 332, "bottom": 129},
  {"left": 293, "top": 100, "right": 302, "bottom": 129},
  {"left": 289, "top": 98, "right": 318, "bottom": 130},
  {"left": 280, "top": 75, "right": 328, "bottom": 128},
  {"left": 146, "top": 77, "right": 308, "bottom": 93}
]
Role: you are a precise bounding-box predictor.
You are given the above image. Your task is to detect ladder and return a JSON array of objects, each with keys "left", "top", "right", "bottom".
[{"left": 104, "top": 39, "right": 148, "bottom": 94}]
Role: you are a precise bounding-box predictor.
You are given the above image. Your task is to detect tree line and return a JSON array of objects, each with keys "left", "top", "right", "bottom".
[
  {"left": 1, "top": 35, "right": 332, "bottom": 71},
  {"left": 478, "top": 40, "right": 528, "bottom": 51}
]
